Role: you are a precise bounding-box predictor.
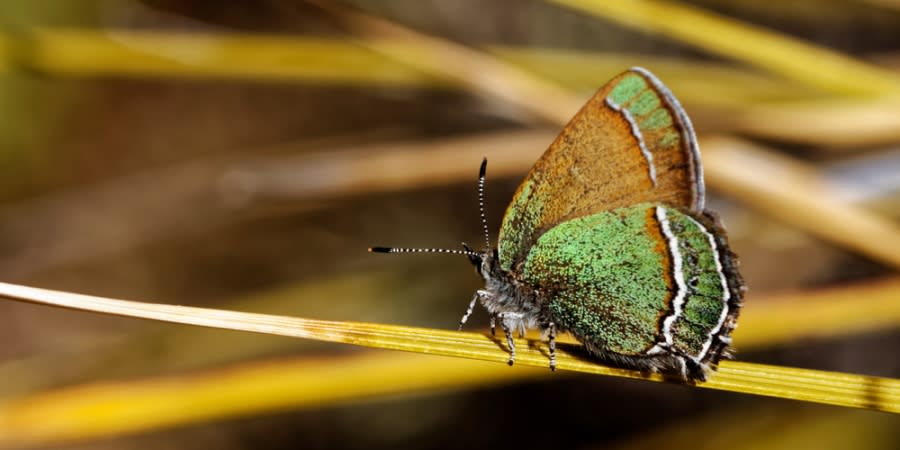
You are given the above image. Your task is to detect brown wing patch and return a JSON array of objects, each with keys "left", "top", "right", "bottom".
[
  {"left": 498, "top": 68, "right": 703, "bottom": 271},
  {"left": 645, "top": 206, "right": 675, "bottom": 332}
]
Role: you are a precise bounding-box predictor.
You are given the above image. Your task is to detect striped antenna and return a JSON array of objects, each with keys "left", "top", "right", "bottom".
[
  {"left": 478, "top": 158, "right": 491, "bottom": 250},
  {"left": 368, "top": 247, "right": 479, "bottom": 257},
  {"left": 368, "top": 159, "right": 490, "bottom": 259}
]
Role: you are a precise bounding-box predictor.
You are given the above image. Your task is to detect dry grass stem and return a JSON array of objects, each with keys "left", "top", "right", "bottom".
[
  {"left": 549, "top": 0, "right": 900, "bottom": 96},
  {"left": 1, "top": 281, "right": 897, "bottom": 418}
]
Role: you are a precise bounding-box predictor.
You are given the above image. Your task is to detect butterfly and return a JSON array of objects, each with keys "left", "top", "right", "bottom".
[{"left": 371, "top": 67, "right": 744, "bottom": 381}]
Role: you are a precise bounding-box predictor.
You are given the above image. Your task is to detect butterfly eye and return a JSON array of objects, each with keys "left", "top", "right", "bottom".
[{"left": 467, "top": 254, "right": 482, "bottom": 270}]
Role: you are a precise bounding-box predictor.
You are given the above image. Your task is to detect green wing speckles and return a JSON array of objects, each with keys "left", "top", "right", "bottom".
[
  {"left": 607, "top": 72, "right": 648, "bottom": 106},
  {"left": 499, "top": 178, "right": 541, "bottom": 272},
  {"left": 653, "top": 206, "right": 732, "bottom": 361},
  {"left": 605, "top": 72, "right": 683, "bottom": 169},
  {"left": 520, "top": 203, "right": 735, "bottom": 363},
  {"left": 521, "top": 203, "right": 673, "bottom": 355}
]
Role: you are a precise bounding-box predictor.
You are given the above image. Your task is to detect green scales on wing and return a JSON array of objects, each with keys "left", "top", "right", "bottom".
[{"left": 520, "top": 203, "right": 730, "bottom": 358}]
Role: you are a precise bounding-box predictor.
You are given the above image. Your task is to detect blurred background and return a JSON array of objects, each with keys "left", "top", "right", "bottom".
[{"left": 0, "top": 0, "right": 898, "bottom": 449}]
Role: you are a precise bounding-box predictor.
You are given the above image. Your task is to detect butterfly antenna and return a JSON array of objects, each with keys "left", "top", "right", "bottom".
[
  {"left": 368, "top": 247, "right": 479, "bottom": 257},
  {"left": 478, "top": 158, "right": 491, "bottom": 250},
  {"left": 369, "top": 158, "right": 491, "bottom": 259}
]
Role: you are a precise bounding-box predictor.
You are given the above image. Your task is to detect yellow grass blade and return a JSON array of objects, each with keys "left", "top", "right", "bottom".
[
  {"left": 312, "top": 0, "right": 583, "bottom": 125},
  {"left": 489, "top": 46, "right": 821, "bottom": 105},
  {"left": 0, "top": 277, "right": 898, "bottom": 446},
  {"left": 0, "top": 34, "right": 11, "bottom": 72},
  {"left": 7, "top": 29, "right": 900, "bottom": 147},
  {"left": 0, "top": 352, "right": 544, "bottom": 447},
  {"left": 549, "top": 0, "right": 900, "bottom": 96},
  {"left": 734, "top": 278, "right": 900, "bottom": 348},
  {"left": 1, "top": 281, "right": 898, "bottom": 419},
  {"left": 14, "top": 29, "right": 448, "bottom": 85},
  {"left": 1, "top": 273, "right": 897, "bottom": 404},
  {"left": 0, "top": 29, "right": 814, "bottom": 104},
  {"left": 730, "top": 98, "right": 900, "bottom": 148},
  {"left": 857, "top": 0, "right": 900, "bottom": 12}
]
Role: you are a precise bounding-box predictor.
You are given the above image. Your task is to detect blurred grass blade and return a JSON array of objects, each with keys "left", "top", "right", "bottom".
[
  {"left": 1, "top": 273, "right": 897, "bottom": 417},
  {"left": 1, "top": 275, "right": 897, "bottom": 405},
  {"left": 0, "top": 278, "right": 898, "bottom": 445},
  {"left": 0, "top": 352, "right": 546, "bottom": 447},
  {"left": 549, "top": 0, "right": 900, "bottom": 96},
  {"left": 489, "top": 46, "right": 821, "bottom": 105},
  {"left": 15, "top": 29, "right": 451, "bottom": 86},
  {"left": 0, "top": 28, "right": 818, "bottom": 105},
  {"left": 731, "top": 98, "right": 900, "bottom": 148},
  {"left": 1, "top": 281, "right": 899, "bottom": 416},
  {"left": 311, "top": 0, "right": 584, "bottom": 125},
  {"left": 860, "top": 0, "right": 900, "bottom": 11},
  {"left": 8, "top": 29, "right": 900, "bottom": 147},
  {"left": 701, "top": 136, "right": 900, "bottom": 268},
  {"left": 735, "top": 278, "right": 900, "bottom": 348}
]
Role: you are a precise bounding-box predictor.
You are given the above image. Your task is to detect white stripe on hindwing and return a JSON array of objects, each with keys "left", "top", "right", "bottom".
[
  {"left": 685, "top": 215, "right": 731, "bottom": 360},
  {"left": 654, "top": 206, "right": 686, "bottom": 347},
  {"left": 605, "top": 97, "right": 658, "bottom": 186},
  {"left": 649, "top": 207, "right": 731, "bottom": 362}
]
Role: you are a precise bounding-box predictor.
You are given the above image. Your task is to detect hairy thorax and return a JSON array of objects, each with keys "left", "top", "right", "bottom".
[{"left": 476, "top": 250, "right": 550, "bottom": 333}]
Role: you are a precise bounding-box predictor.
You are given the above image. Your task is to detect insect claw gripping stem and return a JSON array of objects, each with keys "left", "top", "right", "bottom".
[
  {"left": 548, "top": 322, "right": 557, "bottom": 371},
  {"left": 499, "top": 313, "right": 516, "bottom": 365}
]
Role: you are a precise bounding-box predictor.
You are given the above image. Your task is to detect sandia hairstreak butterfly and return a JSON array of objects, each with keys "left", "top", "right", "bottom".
[{"left": 370, "top": 67, "right": 744, "bottom": 381}]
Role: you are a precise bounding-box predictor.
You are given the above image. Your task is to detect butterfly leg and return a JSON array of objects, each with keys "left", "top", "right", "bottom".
[
  {"left": 457, "top": 290, "right": 483, "bottom": 331},
  {"left": 548, "top": 321, "right": 557, "bottom": 372},
  {"left": 498, "top": 312, "right": 516, "bottom": 366}
]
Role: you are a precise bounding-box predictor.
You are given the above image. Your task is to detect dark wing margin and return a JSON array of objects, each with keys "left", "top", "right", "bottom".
[{"left": 631, "top": 66, "right": 704, "bottom": 211}]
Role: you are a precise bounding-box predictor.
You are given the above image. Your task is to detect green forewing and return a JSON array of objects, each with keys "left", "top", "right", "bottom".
[{"left": 498, "top": 68, "right": 703, "bottom": 272}]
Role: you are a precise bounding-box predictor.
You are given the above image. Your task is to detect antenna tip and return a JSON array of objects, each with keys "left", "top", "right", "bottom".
[
  {"left": 369, "top": 246, "right": 392, "bottom": 253},
  {"left": 479, "top": 158, "right": 487, "bottom": 178}
]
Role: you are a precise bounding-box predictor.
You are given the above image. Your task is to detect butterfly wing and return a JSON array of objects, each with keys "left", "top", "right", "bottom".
[
  {"left": 497, "top": 67, "right": 704, "bottom": 272},
  {"left": 521, "top": 204, "right": 742, "bottom": 374}
]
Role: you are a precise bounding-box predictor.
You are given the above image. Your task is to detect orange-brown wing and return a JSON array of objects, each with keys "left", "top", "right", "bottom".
[{"left": 497, "top": 67, "right": 704, "bottom": 272}]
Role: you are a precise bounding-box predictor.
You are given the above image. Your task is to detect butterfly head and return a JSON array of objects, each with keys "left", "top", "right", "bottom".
[{"left": 461, "top": 243, "right": 500, "bottom": 282}]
